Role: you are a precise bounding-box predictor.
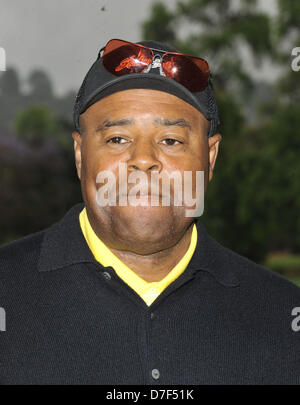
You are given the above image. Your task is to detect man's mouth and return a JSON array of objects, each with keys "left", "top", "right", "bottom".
[{"left": 116, "top": 192, "right": 171, "bottom": 205}]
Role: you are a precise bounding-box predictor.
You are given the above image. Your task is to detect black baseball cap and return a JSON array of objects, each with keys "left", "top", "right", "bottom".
[{"left": 73, "top": 40, "right": 220, "bottom": 137}]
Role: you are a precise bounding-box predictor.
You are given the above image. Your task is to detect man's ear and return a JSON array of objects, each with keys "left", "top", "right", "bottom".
[
  {"left": 72, "top": 131, "right": 82, "bottom": 180},
  {"left": 208, "top": 133, "right": 222, "bottom": 182}
]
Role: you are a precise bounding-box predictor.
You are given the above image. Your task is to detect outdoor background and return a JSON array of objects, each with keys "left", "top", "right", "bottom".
[{"left": 0, "top": 0, "right": 299, "bottom": 284}]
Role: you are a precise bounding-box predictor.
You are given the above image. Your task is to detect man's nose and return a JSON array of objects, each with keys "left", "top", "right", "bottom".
[{"left": 127, "top": 140, "right": 162, "bottom": 173}]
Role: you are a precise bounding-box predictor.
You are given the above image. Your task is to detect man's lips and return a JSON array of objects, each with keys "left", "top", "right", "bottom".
[{"left": 116, "top": 191, "right": 172, "bottom": 204}]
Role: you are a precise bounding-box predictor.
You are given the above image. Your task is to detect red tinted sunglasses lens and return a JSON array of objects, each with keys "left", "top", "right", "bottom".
[
  {"left": 102, "top": 40, "right": 153, "bottom": 76},
  {"left": 162, "top": 54, "right": 210, "bottom": 92}
]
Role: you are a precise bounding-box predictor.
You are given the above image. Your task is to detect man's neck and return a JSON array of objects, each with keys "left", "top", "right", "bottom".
[{"left": 109, "top": 224, "right": 194, "bottom": 282}]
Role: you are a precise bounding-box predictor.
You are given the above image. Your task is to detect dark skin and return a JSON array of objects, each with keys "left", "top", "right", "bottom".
[{"left": 72, "top": 89, "right": 222, "bottom": 282}]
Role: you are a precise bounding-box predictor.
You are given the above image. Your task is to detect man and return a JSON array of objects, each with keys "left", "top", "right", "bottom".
[{"left": 1, "top": 39, "right": 300, "bottom": 385}]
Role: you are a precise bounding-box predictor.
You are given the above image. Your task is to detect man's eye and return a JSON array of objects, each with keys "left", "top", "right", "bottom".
[
  {"left": 161, "top": 138, "right": 182, "bottom": 146},
  {"left": 107, "top": 136, "right": 128, "bottom": 144}
]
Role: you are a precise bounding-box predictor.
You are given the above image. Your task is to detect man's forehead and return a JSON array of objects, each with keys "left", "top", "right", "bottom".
[
  {"left": 81, "top": 112, "right": 209, "bottom": 134},
  {"left": 94, "top": 117, "right": 193, "bottom": 132}
]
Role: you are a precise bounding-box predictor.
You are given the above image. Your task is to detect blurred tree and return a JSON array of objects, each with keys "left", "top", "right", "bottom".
[
  {"left": 143, "top": 0, "right": 273, "bottom": 99},
  {"left": 276, "top": 0, "right": 300, "bottom": 38},
  {"left": 253, "top": 0, "right": 300, "bottom": 255},
  {"left": 0, "top": 70, "right": 80, "bottom": 246},
  {"left": 0, "top": 109, "right": 81, "bottom": 245},
  {"left": 0, "top": 68, "right": 24, "bottom": 132},
  {"left": 0, "top": 67, "right": 21, "bottom": 96},
  {"left": 0, "top": 132, "right": 81, "bottom": 245},
  {"left": 28, "top": 70, "right": 54, "bottom": 102},
  {"left": 15, "top": 106, "right": 60, "bottom": 147},
  {"left": 272, "top": 0, "right": 300, "bottom": 102},
  {"left": 142, "top": 2, "right": 176, "bottom": 43},
  {"left": 0, "top": 68, "right": 75, "bottom": 134}
]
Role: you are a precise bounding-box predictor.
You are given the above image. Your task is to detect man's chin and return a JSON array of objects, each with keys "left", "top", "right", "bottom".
[
  {"left": 109, "top": 204, "right": 177, "bottom": 224},
  {"left": 107, "top": 205, "right": 184, "bottom": 245}
]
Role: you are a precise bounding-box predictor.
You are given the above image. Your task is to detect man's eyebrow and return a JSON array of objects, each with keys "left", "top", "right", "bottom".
[
  {"left": 96, "top": 119, "right": 134, "bottom": 132},
  {"left": 153, "top": 118, "right": 192, "bottom": 129}
]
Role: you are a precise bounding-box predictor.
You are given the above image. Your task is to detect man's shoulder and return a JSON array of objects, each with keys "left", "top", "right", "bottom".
[
  {"left": 0, "top": 203, "right": 84, "bottom": 270},
  {"left": 0, "top": 229, "right": 46, "bottom": 273},
  {"left": 213, "top": 236, "right": 300, "bottom": 299},
  {"left": 0, "top": 203, "right": 86, "bottom": 283}
]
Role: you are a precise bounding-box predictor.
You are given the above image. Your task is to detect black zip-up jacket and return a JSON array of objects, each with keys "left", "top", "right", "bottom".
[{"left": 1, "top": 202, "right": 300, "bottom": 385}]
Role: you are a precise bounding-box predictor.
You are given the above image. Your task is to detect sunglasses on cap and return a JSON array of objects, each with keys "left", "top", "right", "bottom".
[{"left": 99, "top": 39, "right": 211, "bottom": 93}]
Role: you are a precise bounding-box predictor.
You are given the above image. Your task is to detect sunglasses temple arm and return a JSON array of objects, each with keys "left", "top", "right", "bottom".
[{"left": 97, "top": 46, "right": 106, "bottom": 60}]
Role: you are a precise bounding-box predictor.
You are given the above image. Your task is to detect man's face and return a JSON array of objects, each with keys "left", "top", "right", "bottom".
[{"left": 72, "top": 89, "right": 221, "bottom": 254}]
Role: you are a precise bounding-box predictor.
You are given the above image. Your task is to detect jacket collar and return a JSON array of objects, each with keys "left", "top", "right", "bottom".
[{"left": 38, "top": 203, "right": 240, "bottom": 288}]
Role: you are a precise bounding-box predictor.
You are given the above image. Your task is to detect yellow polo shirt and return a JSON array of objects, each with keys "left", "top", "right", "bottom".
[{"left": 79, "top": 207, "right": 197, "bottom": 306}]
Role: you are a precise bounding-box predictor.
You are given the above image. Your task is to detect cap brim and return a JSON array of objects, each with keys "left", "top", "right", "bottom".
[{"left": 80, "top": 73, "right": 210, "bottom": 120}]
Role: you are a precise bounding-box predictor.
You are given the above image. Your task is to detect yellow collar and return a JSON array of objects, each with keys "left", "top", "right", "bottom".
[{"left": 79, "top": 208, "right": 197, "bottom": 306}]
